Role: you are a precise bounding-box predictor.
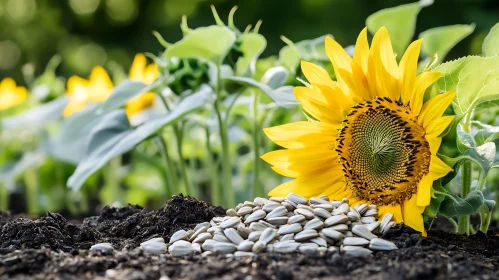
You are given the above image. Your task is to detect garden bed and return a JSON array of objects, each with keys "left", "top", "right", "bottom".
[{"left": 0, "top": 195, "right": 498, "bottom": 280}]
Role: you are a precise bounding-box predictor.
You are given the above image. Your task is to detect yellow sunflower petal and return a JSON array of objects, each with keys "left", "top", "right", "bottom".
[
  {"left": 353, "top": 28, "right": 377, "bottom": 99},
  {"left": 63, "top": 100, "right": 88, "bottom": 117},
  {"left": 130, "top": 53, "right": 146, "bottom": 81},
  {"left": 429, "top": 155, "right": 453, "bottom": 180},
  {"left": 399, "top": 39, "right": 423, "bottom": 104},
  {"left": 325, "top": 36, "right": 354, "bottom": 95},
  {"left": 126, "top": 92, "right": 155, "bottom": 118},
  {"left": 0, "top": 78, "right": 16, "bottom": 91},
  {"left": 144, "top": 64, "right": 159, "bottom": 85},
  {"left": 428, "top": 137, "right": 442, "bottom": 154},
  {"left": 410, "top": 71, "right": 442, "bottom": 116},
  {"left": 416, "top": 175, "right": 433, "bottom": 207},
  {"left": 294, "top": 86, "right": 346, "bottom": 124},
  {"left": 89, "top": 66, "right": 114, "bottom": 102},
  {"left": 425, "top": 115, "right": 455, "bottom": 139},
  {"left": 378, "top": 204, "right": 403, "bottom": 223},
  {"left": 370, "top": 26, "right": 400, "bottom": 99},
  {"left": 300, "top": 61, "right": 336, "bottom": 88},
  {"left": 66, "top": 76, "right": 89, "bottom": 97},
  {"left": 402, "top": 195, "right": 427, "bottom": 236},
  {"left": 418, "top": 91, "right": 456, "bottom": 127},
  {"left": 263, "top": 121, "right": 338, "bottom": 149}
]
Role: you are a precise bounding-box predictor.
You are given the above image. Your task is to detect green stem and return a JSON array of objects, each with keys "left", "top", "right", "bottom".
[
  {"left": 24, "top": 168, "right": 39, "bottom": 215},
  {"left": 173, "top": 124, "right": 194, "bottom": 197},
  {"left": 457, "top": 161, "right": 472, "bottom": 234},
  {"left": 154, "top": 135, "right": 177, "bottom": 197},
  {"left": 104, "top": 157, "right": 123, "bottom": 205},
  {"left": 205, "top": 126, "right": 221, "bottom": 205},
  {"left": 214, "top": 67, "right": 234, "bottom": 207},
  {"left": 445, "top": 216, "right": 459, "bottom": 232},
  {"left": 0, "top": 112, "right": 7, "bottom": 211},
  {"left": 250, "top": 90, "right": 264, "bottom": 198}
]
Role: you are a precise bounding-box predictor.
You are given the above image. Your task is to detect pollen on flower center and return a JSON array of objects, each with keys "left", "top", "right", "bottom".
[{"left": 336, "top": 97, "right": 431, "bottom": 205}]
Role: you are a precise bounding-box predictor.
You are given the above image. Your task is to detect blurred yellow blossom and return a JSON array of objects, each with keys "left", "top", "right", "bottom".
[
  {"left": 63, "top": 66, "right": 114, "bottom": 117},
  {"left": 126, "top": 53, "right": 160, "bottom": 118},
  {"left": 0, "top": 78, "right": 28, "bottom": 111}
]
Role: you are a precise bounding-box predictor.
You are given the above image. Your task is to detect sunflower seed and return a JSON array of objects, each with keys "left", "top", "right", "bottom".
[
  {"left": 354, "top": 204, "right": 368, "bottom": 215},
  {"left": 266, "top": 206, "right": 288, "bottom": 219},
  {"left": 243, "top": 201, "right": 256, "bottom": 208},
  {"left": 288, "top": 214, "right": 306, "bottom": 224},
  {"left": 287, "top": 193, "right": 308, "bottom": 205},
  {"left": 310, "top": 197, "right": 330, "bottom": 205},
  {"left": 314, "top": 208, "right": 332, "bottom": 219},
  {"left": 278, "top": 223, "right": 302, "bottom": 235},
  {"left": 252, "top": 206, "right": 261, "bottom": 212},
  {"left": 328, "top": 246, "right": 339, "bottom": 254},
  {"left": 213, "top": 233, "right": 230, "bottom": 243},
  {"left": 312, "top": 203, "right": 334, "bottom": 211},
  {"left": 324, "top": 215, "right": 349, "bottom": 227},
  {"left": 352, "top": 225, "right": 377, "bottom": 240},
  {"left": 296, "top": 204, "right": 314, "bottom": 212},
  {"left": 253, "top": 197, "right": 268, "bottom": 206},
  {"left": 234, "top": 251, "right": 256, "bottom": 257},
  {"left": 321, "top": 228, "right": 343, "bottom": 240},
  {"left": 318, "top": 232, "right": 337, "bottom": 245},
  {"left": 258, "top": 220, "right": 277, "bottom": 229},
  {"left": 342, "top": 246, "right": 372, "bottom": 257},
  {"left": 237, "top": 240, "right": 255, "bottom": 251},
  {"left": 343, "top": 237, "right": 369, "bottom": 246},
  {"left": 192, "top": 243, "right": 202, "bottom": 253},
  {"left": 329, "top": 224, "right": 348, "bottom": 233},
  {"left": 237, "top": 206, "right": 253, "bottom": 216},
  {"left": 361, "top": 217, "right": 376, "bottom": 224},
  {"left": 347, "top": 210, "right": 361, "bottom": 221},
  {"left": 369, "top": 238, "right": 398, "bottom": 251},
  {"left": 224, "top": 228, "right": 244, "bottom": 245},
  {"left": 214, "top": 242, "right": 238, "bottom": 254},
  {"left": 202, "top": 251, "right": 213, "bottom": 257},
  {"left": 366, "top": 222, "right": 380, "bottom": 232},
  {"left": 299, "top": 242, "right": 319, "bottom": 253},
  {"left": 169, "top": 240, "right": 195, "bottom": 257},
  {"left": 245, "top": 210, "right": 266, "bottom": 223},
  {"left": 274, "top": 241, "right": 300, "bottom": 253},
  {"left": 304, "top": 218, "right": 324, "bottom": 230},
  {"left": 169, "top": 230, "right": 189, "bottom": 243},
  {"left": 201, "top": 240, "right": 219, "bottom": 251},
  {"left": 140, "top": 237, "right": 165, "bottom": 246},
  {"left": 266, "top": 217, "right": 289, "bottom": 225},
  {"left": 345, "top": 231, "right": 353, "bottom": 237},
  {"left": 381, "top": 221, "right": 396, "bottom": 234},
  {"left": 226, "top": 209, "right": 237, "bottom": 216},
  {"left": 310, "top": 237, "right": 328, "bottom": 247},
  {"left": 333, "top": 203, "right": 349, "bottom": 215},
  {"left": 252, "top": 241, "right": 266, "bottom": 253},
  {"left": 319, "top": 195, "right": 330, "bottom": 201},
  {"left": 380, "top": 213, "right": 394, "bottom": 231},
  {"left": 259, "top": 228, "right": 277, "bottom": 245},
  {"left": 295, "top": 229, "right": 318, "bottom": 241},
  {"left": 90, "top": 243, "right": 114, "bottom": 253},
  {"left": 248, "top": 231, "right": 263, "bottom": 242},
  {"left": 280, "top": 233, "right": 295, "bottom": 241},
  {"left": 262, "top": 202, "right": 281, "bottom": 212},
  {"left": 194, "top": 222, "right": 210, "bottom": 231},
  {"left": 331, "top": 201, "right": 342, "bottom": 208},
  {"left": 220, "top": 217, "right": 241, "bottom": 229},
  {"left": 249, "top": 222, "right": 267, "bottom": 232},
  {"left": 294, "top": 208, "right": 315, "bottom": 219},
  {"left": 364, "top": 209, "right": 378, "bottom": 217},
  {"left": 192, "top": 232, "right": 212, "bottom": 244},
  {"left": 281, "top": 201, "right": 295, "bottom": 210},
  {"left": 269, "top": 197, "right": 286, "bottom": 203},
  {"left": 236, "top": 224, "right": 251, "bottom": 239},
  {"left": 189, "top": 225, "right": 209, "bottom": 241}
]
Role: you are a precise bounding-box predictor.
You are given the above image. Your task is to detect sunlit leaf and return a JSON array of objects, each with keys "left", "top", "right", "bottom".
[
  {"left": 67, "top": 85, "right": 214, "bottom": 190},
  {"left": 2, "top": 96, "right": 68, "bottom": 130},
  {"left": 98, "top": 79, "right": 158, "bottom": 114},
  {"left": 419, "top": 24, "right": 475, "bottom": 63},
  {"left": 235, "top": 33, "right": 267, "bottom": 77},
  {"left": 483, "top": 22, "right": 499, "bottom": 57},
  {"left": 434, "top": 56, "right": 499, "bottom": 116},
  {"left": 473, "top": 122, "right": 499, "bottom": 146}
]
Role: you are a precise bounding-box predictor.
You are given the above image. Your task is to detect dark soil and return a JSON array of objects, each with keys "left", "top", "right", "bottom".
[{"left": 1, "top": 195, "right": 498, "bottom": 280}]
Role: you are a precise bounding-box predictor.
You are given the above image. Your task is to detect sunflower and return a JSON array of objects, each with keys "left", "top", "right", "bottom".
[
  {"left": 261, "top": 27, "right": 455, "bottom": 235},
  {"left": 63, "top": 66, "right": 114, "bottom": 117},
  {"left": 126, "top": 53, "right": 159, "bottom": 118},
  {"left": 0, "top": 78, "right": 28, "bottom": 111}
]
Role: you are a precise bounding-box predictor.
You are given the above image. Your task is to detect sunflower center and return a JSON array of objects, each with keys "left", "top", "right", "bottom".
[{"left": 336, "top": 97, "right": 431, "bottom": 205}]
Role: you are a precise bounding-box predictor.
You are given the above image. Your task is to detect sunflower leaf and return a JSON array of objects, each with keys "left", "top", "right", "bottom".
[
  {"left": 235, "top": 33, "right": 267, "bottom": 77},
  {"left": 98, "top": 79, "right": 159, "bottom": 114},
  {"left": 456, "top": 124, "right": 476, "bottom": 149},
  {"left": 419, "top": 24, "right": 475, "bottom": 63},
  {"left": 434, "top": 56, "right": 499, "bottom": 117},
  {"left": 439, "top": 190, "right": 486, "bottom": 217},
  {"left": 424, "top": 180, "right": 446, "bottom": 218},
  {"left": 278, "top": 35, "right": 330, "bottom": 73},
  {"left": 366, "top": 1, "right": 430, "bottom": 56},
  {"left": 483, "top": 23, "right": 499, "bottom": 57},
  {"left": 2, "top": 96, "right": 68, "bottom": 130},
  {"left": 474, "top": 122, "right": 499, "bottom": 146}
]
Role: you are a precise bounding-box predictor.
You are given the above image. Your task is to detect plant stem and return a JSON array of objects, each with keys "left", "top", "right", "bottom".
[
  {"left": 214, "top": 66, "right": 234, "bottom": 207},
  {"left": 250, "top": 90, "right": 264, "bottom": 198},
  {"left": 24, "top": 167, "right": 39, "bottom": 215},
  {"left": 154, "top": 135, "right": 176, "bottom": 197},
  {"left": 205, "top": 126, "right": 221, "bottom": 205},
  {"left": 173, "top": 124, "right": 195, "bottom": 197},
  {"left": 457, "top": 161, "right": 472, "bottom": 234},
  {"left": 104, "top": 156, "right": 123, "bottom": 205},
  {"left": 0, "top": 112, "right": 7, "bottom": 211}
]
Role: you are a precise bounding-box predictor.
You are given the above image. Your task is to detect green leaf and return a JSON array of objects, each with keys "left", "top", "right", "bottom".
[
  {"left": 366, "top": 1, "right": 430, "bottom": 56},
  {"left": 474, "top": 122, "right": 499, "bottom": 146},
  {"left": 439, "top": 190, "right": 486, "bottom": 217},
  {"left": 424, "top": 180, "right": 446, "bottom": 218},
  {"left": 419, "top": 24, "right": 475, "bottom": 63},
  {"left": 2, "top": 96, "right": 68, "bottom": 130},
  {"left": 483, "top": 23, "right": 499, "bottom": 56},
  {"left": 434, "top": 56, "right": 499, "bottom": 116},
  {"left": 67, "top": 85, "right": 214, "bottom": 190},
  {"left": 278, "top": 35, "right": 330, "bottom": 72},
  {"left": 0, "top": 150, "right": 45, "bottom": 190},
  {"left": 260, "top": 66, "right": 289, "bottom": 89},
  {"left": 98, "top": 79, "right": 158, "bottom": 114},
  {"left": 457, "top": 124, "right": 476, "bottom": 148},
  {"left": 235, "top": 33, "right": 267, "bottom": 77},
  {"left": 165, "top": 26, "right": 236, "bottom": 65},
  {"left": 224, "top": 76, "right": 298, "bottom": 108}
]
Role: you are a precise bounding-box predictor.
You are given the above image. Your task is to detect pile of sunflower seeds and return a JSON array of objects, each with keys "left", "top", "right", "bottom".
[{"left": 163, "top": 194, "right": 397, "bottom": 258}]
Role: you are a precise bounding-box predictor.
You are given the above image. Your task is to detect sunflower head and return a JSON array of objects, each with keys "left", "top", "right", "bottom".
[
  {"left": 126, "top": 53, "right": 159, "bottom": 118},
  {"left": 0, "top": 78, "right": 28, "bottom": 111},
  {"left": 63, "top": 66, "right": 114, "bottom": 117},
  {"left": 261, "top": 27, "right": 456, "bottom": 235}
]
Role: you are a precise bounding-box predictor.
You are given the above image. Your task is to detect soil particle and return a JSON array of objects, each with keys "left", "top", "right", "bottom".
[{"left": 0, "top": 196, "right": 498, "bottom": 279}]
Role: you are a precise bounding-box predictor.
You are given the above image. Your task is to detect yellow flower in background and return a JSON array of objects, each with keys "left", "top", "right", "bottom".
[
  {"left": 261, "top": 27, "right": 455, "bottom": 236},
  {"left": 0, "top": 78, "right": 28, "bottom": 111},
  {"left": 63, "top": 66, "right": 114, "bottom": 117},
  {"left": 126, "top": 53, "right": 159, "bottom": 118}
]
